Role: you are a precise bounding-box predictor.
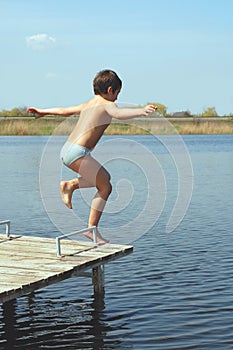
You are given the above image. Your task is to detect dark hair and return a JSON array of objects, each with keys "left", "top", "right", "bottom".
[{"left": 93, "top": 69, "right": 122, "bottom": 95}]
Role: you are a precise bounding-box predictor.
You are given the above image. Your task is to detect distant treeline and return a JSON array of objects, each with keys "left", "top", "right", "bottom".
[
  {"left": 0, "top": 105, "right": 233, "bottom": 118},
  {"left": 1, "top": 117, "right": 233, "bottom": 136}
]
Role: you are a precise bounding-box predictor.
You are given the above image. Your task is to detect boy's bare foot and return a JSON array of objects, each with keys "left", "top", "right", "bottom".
[
  {"left": 83, "top": 228, "right": 109, "bottom": 244},
  {"left": 60, "top": 179, "right": 79, "bottom": 209}
]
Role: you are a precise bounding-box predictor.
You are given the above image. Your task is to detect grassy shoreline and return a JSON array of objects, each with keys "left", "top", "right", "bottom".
[{"left": 0, "top": 117, "right": 233, "bottom": 135}]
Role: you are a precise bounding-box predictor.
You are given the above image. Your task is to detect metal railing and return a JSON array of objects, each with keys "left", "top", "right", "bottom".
[
  {"left": 56, "top": 226, "right": 97, "bottom": 257},
  {"left": 0, "top": 220, "right": 11, "bottom": 238}
]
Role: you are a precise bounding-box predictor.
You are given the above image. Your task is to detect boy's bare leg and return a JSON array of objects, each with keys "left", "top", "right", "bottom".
[
  {"left": 60, "top": 177, "right": 93, "bottom": 209},
  {"left": 84, "top": 174, "right": 111, "bottom": 244},
  {"left": 60, "top": 179, "right": 78, "bottom": 209},
  {"left": 83, "top": 227, "right": 109, "bottom": 244},
  {"left": 68, "top": 156, "right": 111, "bottom": 243}
]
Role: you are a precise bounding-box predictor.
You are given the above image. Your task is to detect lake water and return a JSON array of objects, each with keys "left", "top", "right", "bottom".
[{"left": 0, "top": 134, "right": 233, "bottom": 349}]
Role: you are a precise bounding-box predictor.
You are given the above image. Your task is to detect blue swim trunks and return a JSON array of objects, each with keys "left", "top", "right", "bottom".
[{"left": 60, "top": 141, "right": 91, "bottom": 167}]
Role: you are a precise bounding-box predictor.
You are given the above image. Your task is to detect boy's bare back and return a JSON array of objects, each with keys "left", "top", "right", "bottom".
[{"left": 67, "top": 95, "right": 113, "bottom": 150}]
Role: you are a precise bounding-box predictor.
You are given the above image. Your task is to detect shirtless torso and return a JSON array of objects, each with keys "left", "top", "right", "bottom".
[{"left": 68, "top": 96, "right": 113, "bottom": 150}]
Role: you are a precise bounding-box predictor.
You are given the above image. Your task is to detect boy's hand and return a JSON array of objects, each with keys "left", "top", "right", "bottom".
[
  {"left": 143, "top": 104, "right": 158, "bottom": 116},
  {"left": 27, "top": 107, "right": 43, "bottom": 119}
]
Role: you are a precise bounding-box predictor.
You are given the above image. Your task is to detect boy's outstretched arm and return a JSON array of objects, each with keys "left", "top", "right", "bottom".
[
  {"left": 27, "top": 103, "right": 87, "bottom": 118},
  {"left": 105, "top": 103, "right": 157, "bottom": 120}
]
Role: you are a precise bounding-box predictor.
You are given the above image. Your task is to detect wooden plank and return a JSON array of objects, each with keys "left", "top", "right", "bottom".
[{"left": 0, "top": 234, "right": 133, "bottom": 303}]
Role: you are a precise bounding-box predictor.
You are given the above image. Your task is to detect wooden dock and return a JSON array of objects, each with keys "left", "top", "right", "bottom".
[{"left": 0, "top": 233, "right": 133, "bottom": 303}]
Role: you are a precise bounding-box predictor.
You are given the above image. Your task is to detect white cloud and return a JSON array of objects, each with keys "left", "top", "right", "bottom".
[
  {"left": 26, "top": 33, "right": 56, "bottom": 50},
  {"left": 46, "top": 72, "right": 57, "bottom": 79}
]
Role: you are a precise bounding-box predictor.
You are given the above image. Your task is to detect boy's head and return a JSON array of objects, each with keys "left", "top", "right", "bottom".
[{"left": 93, "top": 69, "right": 122, "bottom": 96}]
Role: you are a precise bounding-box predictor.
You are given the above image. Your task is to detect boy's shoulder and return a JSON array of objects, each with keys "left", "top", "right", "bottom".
[{"left": 86, "top": 96, "right": 116, "bottom": 108}]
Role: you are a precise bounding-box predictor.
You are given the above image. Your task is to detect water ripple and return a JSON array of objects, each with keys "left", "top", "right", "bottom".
[{"left": 0, "top": 135, "right": 233, "bottom": 349}]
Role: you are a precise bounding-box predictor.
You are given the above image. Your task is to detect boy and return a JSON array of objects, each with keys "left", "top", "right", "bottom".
[{"left": 27, "top": 69, "right": 157, "bottom": 243}]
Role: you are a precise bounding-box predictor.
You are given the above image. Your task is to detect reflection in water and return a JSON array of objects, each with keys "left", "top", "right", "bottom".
[
  {"left": 1, "top": 299, "right": 18, "bottom": 350},
  {"left": 0, "top": 290, "right": 130, "bottom": 350}
]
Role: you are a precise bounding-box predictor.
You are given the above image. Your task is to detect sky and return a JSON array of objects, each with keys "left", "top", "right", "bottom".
[{"left": 0, "top": 0, "right": 233, "bottom": 115}]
